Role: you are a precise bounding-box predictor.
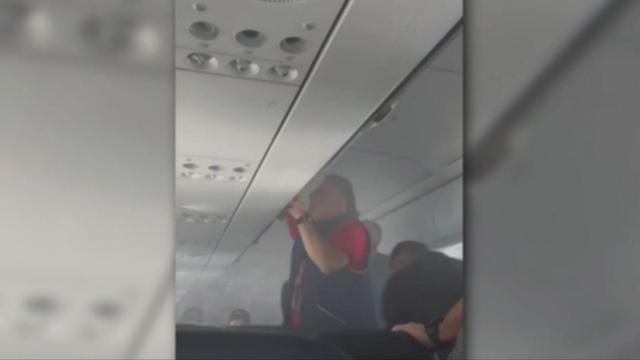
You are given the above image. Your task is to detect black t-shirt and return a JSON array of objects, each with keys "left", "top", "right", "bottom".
[{"left": 382, "top": 251, "right": 463, "bottom": 328}]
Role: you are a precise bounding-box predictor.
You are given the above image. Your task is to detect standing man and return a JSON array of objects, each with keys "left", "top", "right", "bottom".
[{"left": 282, "top": 175, "right": 376, "bottom": 333}]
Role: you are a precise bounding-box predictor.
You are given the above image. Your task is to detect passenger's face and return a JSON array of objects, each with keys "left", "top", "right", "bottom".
[
  {"left": 390, "top": 252, "right": 418, "bottom": 276},
  {"left": 309, "top": 182, "right": 346, "bottom": 220},
  {"left": 228, "top": 319, "right": 248, "bottom": 327}
]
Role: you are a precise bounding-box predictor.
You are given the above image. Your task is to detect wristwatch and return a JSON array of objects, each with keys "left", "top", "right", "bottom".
[
  {"left": 424, "top": 318, "right": 444, "bottom": 348},
  {"left": 295, "top": 212, "right": 311, "bottom": 225}
]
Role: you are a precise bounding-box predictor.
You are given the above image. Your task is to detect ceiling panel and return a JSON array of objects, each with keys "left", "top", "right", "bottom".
[
  {"left": 175, "top": 70, "right": 297, "bottom": 161},
  {"left": 429, "top": 29, "right": 463, "bottom": 73},
  {"left": 352, "top": 66, "right": 463, "bottom": 170}
]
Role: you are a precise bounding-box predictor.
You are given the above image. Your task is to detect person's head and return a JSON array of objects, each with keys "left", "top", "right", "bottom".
[
  {"left": 181, "top": 307, "right": 204, "bottom": 325},
  {"left": 389, "top": 240, "right": 429, "bottom": 275},
  {"left": 309, "top": 174, "right": 358, "bottom": 221},
  {"left": 227, "top": 308, "right": 251, "bottom": 327}
]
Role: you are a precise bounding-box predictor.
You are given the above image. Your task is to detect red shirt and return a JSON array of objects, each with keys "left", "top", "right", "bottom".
[{"left": 286, "top": 215, "right": 369, "bottom": 272}]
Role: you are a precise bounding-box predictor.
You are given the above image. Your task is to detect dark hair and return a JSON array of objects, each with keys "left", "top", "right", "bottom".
[
  {"left": 228, "top": 308, "right": 250, "bottom": 323},
  {"left": 389, "top": 240, "right": 429, "bottom": 263},
  {"left": 324, "top": 174, "right": 359, "bottom": 218},
  {"left": 181, "top": 307, "right": 204, "bottom": 324}
]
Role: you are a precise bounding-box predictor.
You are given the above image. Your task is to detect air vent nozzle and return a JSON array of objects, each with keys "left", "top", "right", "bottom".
[
  {"left": 188, "top": 21, "right": 218, "bottom": 41},
  {"left": 280, "top": 36, "right": 307, "bottom": 54},
  {"left": 235, "top": 29, "right": 266, "bottom": 48}
]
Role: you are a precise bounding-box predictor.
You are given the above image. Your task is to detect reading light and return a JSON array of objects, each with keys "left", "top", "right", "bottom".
[
  {"left": 180, "top": 171, "right": 201, "bottom": 179},
  {"left": 229, "top": 58, "right": 259, "bottom": 76},
  {"left": 186, "top": 52, "right": 217, "bottom": 69},
  {"left": 193, "top": 3, "right": 207, "bottom": 12},
  {"left": 269, "top": 64, "right": 299, "bottom": 81},
  {"left": 205, "top": 173, "right": 223, "bottom": 181},
  {"left": 229, "top": 175, "right": 248, "bottom": 182}
]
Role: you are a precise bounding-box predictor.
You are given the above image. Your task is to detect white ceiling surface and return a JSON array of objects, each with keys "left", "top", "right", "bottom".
[
  {"left": 177, "top": 21, "right": 462, "bottom": 326},
  {"left": 0, "top": 1, "right": 174, "bottom": 358},
  {"left": 466, "top": 0, "right": 609, "bottom": 144},
  {"left": 176, "top": 72, "right": 298, "bottom": 162}
]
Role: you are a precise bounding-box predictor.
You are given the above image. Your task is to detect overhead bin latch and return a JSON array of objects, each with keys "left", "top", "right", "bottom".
[{"left": 368, "top": 101, "right": 397, "bottom": 129}]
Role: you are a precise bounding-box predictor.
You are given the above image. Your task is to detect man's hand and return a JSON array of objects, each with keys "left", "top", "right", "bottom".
[
  {"left": 287, "top": 196, "right": 305, "bottom": 220},
  {"left": 392, "top": 322, "right": 433, "bottom": 348}
]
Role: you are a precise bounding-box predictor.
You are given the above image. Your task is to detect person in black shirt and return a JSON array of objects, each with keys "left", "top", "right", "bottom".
[
  {"left": 318, "top": 242, "right": 462, "bottom": 359},
  {"left": 382, "top": 240, "right": 463, "bottom": 330}
]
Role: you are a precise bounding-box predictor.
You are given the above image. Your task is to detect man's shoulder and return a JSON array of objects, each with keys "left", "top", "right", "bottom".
[{"left": 418, "top": 251, "right": 463, "bottom": 270}]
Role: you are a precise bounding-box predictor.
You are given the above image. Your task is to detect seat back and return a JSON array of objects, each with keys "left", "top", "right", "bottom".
[
  {"left": 319, "top": 330, "right": 438, "bottom": 360},
  {"left": 177, "top": 325, "right": 349, "bottom": 359}
]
